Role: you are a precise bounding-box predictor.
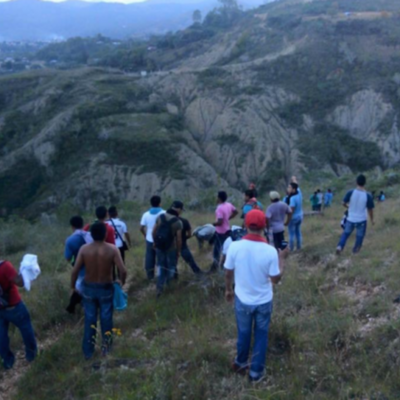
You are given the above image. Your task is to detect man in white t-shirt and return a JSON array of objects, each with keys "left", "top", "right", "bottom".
[
  {"left": 107, "top": 206, "right": 131, "bottom": 262},
  {"left": 224, "top": 209, "right": 288, "bottom": 382},
  {"left": 140, "top": 196, "right": 165, "bottom": 281},
  {"left": 336, "top": 174, "right": 375, "bottom": 254}
]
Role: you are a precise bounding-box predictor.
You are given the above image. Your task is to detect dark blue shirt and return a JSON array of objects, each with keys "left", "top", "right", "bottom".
[{"left": 65, "top": 232, "right": 87, "bottom": 266}]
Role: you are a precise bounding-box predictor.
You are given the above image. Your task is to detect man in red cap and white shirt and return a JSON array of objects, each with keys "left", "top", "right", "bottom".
[{"left": 224, "top": 209, "right": 288, "bottom": 382}]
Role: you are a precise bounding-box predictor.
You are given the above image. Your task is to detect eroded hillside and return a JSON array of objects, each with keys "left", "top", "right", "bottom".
[{"left": 1, "top": 0, "right": 400, "bottom": 214}]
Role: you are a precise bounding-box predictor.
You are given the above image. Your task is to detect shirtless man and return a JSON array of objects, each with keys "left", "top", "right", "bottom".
[{"left": 72, "top": 222, "right": 127, "bottom": 359}]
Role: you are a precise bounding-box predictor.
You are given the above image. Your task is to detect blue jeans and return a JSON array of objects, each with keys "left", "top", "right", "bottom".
[
  {"left": 81, "top": 282, "right": 114, "bottom": 359},
  {"left": 0, "top": 302, "right": 37, "bottom": 369},
  {"left": 288, "top": 216, "right": 303, "bottom": 251},
  {"left": 235, "top": 296, "right": 273, "bottom": 380},
  {"left": 145, "top": 241, "right": 156, "bottom": 280},
  {"left": 181, "top": 246, "right": 201, "bottom": 274},
  {"left": 156, "top": 249, "right": 177, "bottom": 293},
  {"left": 213, "top": 232, "right": 230, "bottom": 267},
  {"left": 338, "top": 220, "right": 367, "bottom": 253}
]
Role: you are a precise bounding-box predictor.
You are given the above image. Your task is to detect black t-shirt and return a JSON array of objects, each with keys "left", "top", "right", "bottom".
[{"left": 180, "top": 217, "right": 191, "bottom": 247}]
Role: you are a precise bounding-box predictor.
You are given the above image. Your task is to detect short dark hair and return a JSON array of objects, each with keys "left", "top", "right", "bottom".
[
  {"left": 150, "top": 196, "right": 161, "bottom": 207},
  {"left": 218, "top": 191, "right": 228, "bottom": 202},
  {"left": 108, "top": 206, "right": 117, "bottom": 218},
  {"left": 95, "top": 206, "right": 108, "bottom": 220},
  {"left": 90, "top": 222, "right": 107, "bottom": 242},
  {"left": 290, "top": 182, "right": 299, "bottom": 190},
  {"left": 244, "top": 189, "right": 254, "bottom": 198},
  {"left": 70, "top": 216, "right": 84, "bottom": 229},
  {"left": 357, "top": 174, "right": 366, "bottom": 186}
]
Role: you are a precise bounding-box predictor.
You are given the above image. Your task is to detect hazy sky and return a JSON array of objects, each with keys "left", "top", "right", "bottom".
[
  {"left": 0, "top": 0, "right": 215, "bottom": 3},
  {"left": 0, "top": 0, "right": 147, "bottom": 2}
]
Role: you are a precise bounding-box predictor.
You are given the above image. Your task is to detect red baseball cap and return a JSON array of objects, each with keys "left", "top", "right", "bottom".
[{"left": 245, "top": 209, "right": 266, "bottom": 230}]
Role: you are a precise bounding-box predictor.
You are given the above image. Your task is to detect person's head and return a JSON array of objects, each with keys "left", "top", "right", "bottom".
[
  {"left": 244, "top": 189, "right": 254, "bottom": 202},
  {"left": 95, "top": 206, "right": 108, "bottom": 221},
  {"left": 328, "top": 189, "right": 332, "bottom": 193},
  {"left": 108, "top": 206, "right": 118, "bottom": 219},
  {"left": 245, "top": 209, "right": 266, "bottom": 234},
  {"left": 269, "top": 191, "right": 280, "bottom": 203},
  {"left": 356, "top": 174, "right": 366, "bottom": 187},
  {"left": 380, "top": 191, "right": 384, "bottom": 194},
  {"left": 90, "top": 222, "right": 107, "bottom": 242},
  {"left": 150, "top": 195, "right": 161, "bottom": 208},
  {"left": 317, "top": 189, "right": 321, "bottom": 193},
  {"left": 287, "top": 182, "right": 298, "bottom": 195},
  {"left": 171, "top": 200, "right": 184, "bottom": 216},
  {"left": 217, "top": 191, "right": 228, "bottom": 204},
  {"left": 70, "top": 215, "right": 84, "bottom": 231}
]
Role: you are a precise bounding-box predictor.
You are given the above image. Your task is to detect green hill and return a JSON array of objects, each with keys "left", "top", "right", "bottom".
[{"left": 1, "top": 171, "right": 400, "bottom": 399}]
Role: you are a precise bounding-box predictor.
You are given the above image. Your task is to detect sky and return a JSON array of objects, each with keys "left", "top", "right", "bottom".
[
  {"left": 0, "top": 0, "right": 147, "bottom": 2},
  {"left": 0, "top": 0, "right": 213, "bottom": 3}
]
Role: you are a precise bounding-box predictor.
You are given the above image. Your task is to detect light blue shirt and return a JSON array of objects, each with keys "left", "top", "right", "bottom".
[{"left": 289, "top": 191, "right": 303, "bottom": 219}]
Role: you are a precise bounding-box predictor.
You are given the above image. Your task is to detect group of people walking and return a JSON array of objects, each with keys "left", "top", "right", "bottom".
[
  {"left": 310, "top": 189, "right": 333, "bottom": 211},
  {"left": 0, "top": 174, "right": 380, "bottom": 383}
]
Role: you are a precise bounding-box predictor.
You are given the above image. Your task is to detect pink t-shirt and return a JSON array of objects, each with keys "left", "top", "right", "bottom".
[{"left": 215, "top": 202, "right": 236, "bottom": 234}]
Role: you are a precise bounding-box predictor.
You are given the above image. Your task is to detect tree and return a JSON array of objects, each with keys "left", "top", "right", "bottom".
[
  {"left": 192, "top": 9, "right": 202, "bottom": 24},
  {"left": 217, "top": 0, "right": 238, "bottom": 9}
]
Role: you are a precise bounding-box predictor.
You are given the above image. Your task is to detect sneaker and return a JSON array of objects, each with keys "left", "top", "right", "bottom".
[
  {"left": 232, "top": 362, "right": 248, "bottom": 376},
  {"left": 336, "top": 246, "right": 342, "bottom": 255},
  {"left": 248, "top": 375, "right": 263, "bottom": 383}
]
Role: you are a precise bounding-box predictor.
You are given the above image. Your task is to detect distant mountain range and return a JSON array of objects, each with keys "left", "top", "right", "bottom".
[{"left": 0, "top": 0, "right": 266, "bottom": 41}]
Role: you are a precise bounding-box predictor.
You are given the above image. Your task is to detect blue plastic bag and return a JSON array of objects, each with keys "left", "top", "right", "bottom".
[{"left": 113, "top": 283, "right": 128, "bottom": 311}]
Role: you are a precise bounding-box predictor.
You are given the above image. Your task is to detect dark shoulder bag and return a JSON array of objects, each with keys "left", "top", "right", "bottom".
[{"left": 109, "top": 219, "right": 129, "bottom": 251}]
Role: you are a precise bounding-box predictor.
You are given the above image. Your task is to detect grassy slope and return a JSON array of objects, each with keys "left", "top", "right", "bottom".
[{"left": 0, "top": 181, "right": 399, "bottom": 399}]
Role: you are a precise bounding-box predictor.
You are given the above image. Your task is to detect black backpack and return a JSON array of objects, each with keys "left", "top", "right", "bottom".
[
  {"left": 154, "top": 215, "right": 178, "bottom": 251},
  {"left": 0, "top": 261, "right": 10, "bottom": 309},
  {"left": 231, "top": 229, "right": 247, "bottom": 242}
]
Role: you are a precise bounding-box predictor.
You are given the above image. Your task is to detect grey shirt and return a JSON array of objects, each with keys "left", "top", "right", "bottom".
[{"left": 266, "top": 201, "right": 292, "bottom": 233}]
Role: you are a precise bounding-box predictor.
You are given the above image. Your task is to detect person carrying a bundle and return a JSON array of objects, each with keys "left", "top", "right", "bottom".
[
  {"left": 0, "top": 260, "right": 37, "bottom": 369},
  {"left": 152, "top": 202, "right": 183, "bottom": 297}
]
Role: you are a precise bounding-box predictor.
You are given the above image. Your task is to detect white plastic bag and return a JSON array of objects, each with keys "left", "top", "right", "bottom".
[{"left": 20, "top": 254, "right": 41, "bottom": 291}]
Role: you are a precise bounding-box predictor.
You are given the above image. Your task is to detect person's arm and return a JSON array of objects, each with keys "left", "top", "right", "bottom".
[
  {"left": 125, "top": 232, "right": 132, "bottom": 247},
  {"left": 270, "top": 248, "right": 289, "bottom": 284},
  {"left": 71, "top": 249, "right": 84, "bottom": 290},
  {"left": 113, "top": 248, "right": 127, "bottom": 285},
  {"left": 176, "top": 229, "right": 182, "bottom": 256},
  {"left": 285, "top": 206, "right": 293, "bottom": 226},
  {"left": 225, "top": 270, "right": 234, "bottom": 303},
  {"left": 229, "top": 209, "right": 239, "bottom": 220},
  {"left": 368, "top": 209, "right": 374, "bottom": 225},
  {"left": 12, "top": 274, "right": 24, "bottom": 287},
  {"left": 342, "top": 190, "right": 353, "bottom": 209},
  {"left": 186, "top": 228, "right": 192, "bottom": 240},
  {"left": 140, "top": 226, "right": 146, "bottom": 238},
  {"left": 64, "top": 242, "right": 73, "bottom": 264},
  {"left": 224, "top": 245, "right": 235, "bottom": 302},
  {"left": 213, "top": 218, "right": 223, "bottom": 227}
]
